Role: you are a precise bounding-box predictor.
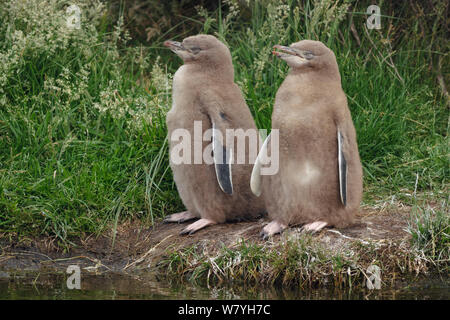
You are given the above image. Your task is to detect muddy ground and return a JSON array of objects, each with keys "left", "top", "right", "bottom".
[{"left": 0, "top": 204, "right": 415, "bottom": 276}]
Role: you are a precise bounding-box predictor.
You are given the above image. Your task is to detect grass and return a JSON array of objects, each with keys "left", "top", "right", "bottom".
[
  {"left": 0, "top": 0, "right": 182, "bottom": 242},
  {"left": 158, "top": 232, "right": 431, "bottom": 288},
  {"left": 0, "top": 0, "right": 448, "bottom": 265},
  {"left": 408, "top": 203, "right": 449, "bottom": 271}
]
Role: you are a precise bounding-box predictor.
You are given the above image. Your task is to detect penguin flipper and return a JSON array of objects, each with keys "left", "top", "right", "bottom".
[
  {"left": 250, "top": 133, "right": 271, "bottom": 197},
  {"left": 212, "top": 121, "right": 233, "bottom": 195},
  {"left": 337, "top": 129, "right": 347, "bottom": 206}
]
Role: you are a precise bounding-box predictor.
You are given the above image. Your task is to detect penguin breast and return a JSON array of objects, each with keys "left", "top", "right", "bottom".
[{"left": 285, "top": 160, "right": 321, "bottom": 186}]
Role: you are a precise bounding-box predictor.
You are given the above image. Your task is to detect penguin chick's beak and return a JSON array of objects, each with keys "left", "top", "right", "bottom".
[
  {"left": 272, "top": 45, "right": 307, "bottom": 61},
  {"left": 164, "top": 40, "right": 186, "bottom": 52}
]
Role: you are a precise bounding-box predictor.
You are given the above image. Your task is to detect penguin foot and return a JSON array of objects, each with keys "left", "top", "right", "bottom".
[
  {"left": 260, "top": 221, "right": 287, "bottom": 240},
  {"left": 302, "top": 221, "right": 327, "bottom": 233},
  {"left": 163, "top": 211, "right": 198, "bottom": 224},
  {"left": 180, "top": 218, "right": 216, "bottom": 235}
]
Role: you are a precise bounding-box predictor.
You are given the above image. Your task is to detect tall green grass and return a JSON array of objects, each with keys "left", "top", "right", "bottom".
[
  {"left": 0, "top": 0, "right": 448, "bottom": 245},
  {"left": 0, "top": 0, "right": 180, "bottom": 242},
  {"left": 408, "top": 204, "right": 449, "bottom": 270}
]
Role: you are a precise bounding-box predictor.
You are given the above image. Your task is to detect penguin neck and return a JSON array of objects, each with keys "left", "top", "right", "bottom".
[
  {"left": 277, "top": 68, "right": 343, "bottom": 107},
  {"left": 289, "top": 65, "right": 341, "bottom": 84},
  {"left": 185, "top": 61, "right": 235, "bottom": 84},
  {"left": 288, "top": 67, "right": 342, "bottom": 92}
]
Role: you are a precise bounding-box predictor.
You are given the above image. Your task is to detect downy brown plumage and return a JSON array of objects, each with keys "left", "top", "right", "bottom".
[
  {"left": 252, "top": 40, "right": 363, "bottom": 238},
  {"left": 164, "top": 34, "right": 265, "bottom": 235}
]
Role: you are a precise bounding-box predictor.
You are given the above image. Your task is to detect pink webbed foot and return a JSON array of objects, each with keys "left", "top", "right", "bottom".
[
  {"left": 163, "top": 211, "right": 198, "bottom": 224},
  {"left": 302, "top": 221, "right": 327, "bottom": 233},
  {"left": 180, "top": 218, "right": 216, "bottom": 235},
  {"left": 260, "top": 221, "right": 287, "bottom": 240}
]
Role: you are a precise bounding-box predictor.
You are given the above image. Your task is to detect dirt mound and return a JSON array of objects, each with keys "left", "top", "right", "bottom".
[{"left": 0, "top": 206, "right": 411, "bottom": 274}]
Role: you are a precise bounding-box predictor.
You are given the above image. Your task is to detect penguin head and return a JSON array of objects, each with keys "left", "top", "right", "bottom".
[
  {"left": 273, "top": 40, "right": 338, "bottom": 73},
  {"left": 164, "top": 34, "right": 232, "bottom": 68}
]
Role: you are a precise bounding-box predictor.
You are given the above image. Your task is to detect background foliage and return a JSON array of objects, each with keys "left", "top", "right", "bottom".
[{"left": 0, "top": 0, "right": 448, "bottom": 245}]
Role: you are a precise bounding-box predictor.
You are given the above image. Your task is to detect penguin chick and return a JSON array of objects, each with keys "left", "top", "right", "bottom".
[
  {"left": 164, "top": 34, "right": 265, "bottom": 235},
  {"left": 252, "top": 40, "right": 363, "bottom": 239}
]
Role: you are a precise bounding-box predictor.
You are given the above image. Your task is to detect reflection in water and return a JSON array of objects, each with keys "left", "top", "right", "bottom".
[{"left": 0, "top": 270, "right": 448, "bottom": 300}]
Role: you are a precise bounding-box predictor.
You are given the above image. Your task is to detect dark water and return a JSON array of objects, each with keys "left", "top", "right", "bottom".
[{"left": 0, "top": 270, "right": 448, "bottom": 300}]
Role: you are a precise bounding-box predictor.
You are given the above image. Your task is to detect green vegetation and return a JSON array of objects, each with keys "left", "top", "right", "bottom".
[
  {"left": 0, "top": 0, "right": 448, "bottom": 268},
  {"left": 159, "top": 233, "right": 429, "bottom": 287},
  {"left": 0, "top": 0, "right": 178, "bottom": 241},
  {"left": 408, "top": 203, "right": 449, "bottom": 271}
]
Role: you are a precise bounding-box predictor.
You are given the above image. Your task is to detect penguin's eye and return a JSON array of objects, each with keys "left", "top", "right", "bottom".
[
  {"left": 303, "top": 51, "right": 314, "bottom": 60},
  {"left": 190, "top": 47, "right": 201, "bottom": 54}
]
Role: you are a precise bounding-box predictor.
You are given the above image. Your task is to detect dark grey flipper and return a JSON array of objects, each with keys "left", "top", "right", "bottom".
[
  {"left": 338, "top": 129, "right": 347, "bottom": 206},
  {"left": 212, "top": 122, "right": 233, "bottom": 194}
]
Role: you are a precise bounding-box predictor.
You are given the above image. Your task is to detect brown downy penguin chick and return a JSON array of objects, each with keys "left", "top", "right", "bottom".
[
  {"left": 163, "top": 34, "right": 265, "bottom": 235},
  {"left": 251, "top": 40, "right": 363, "bottom": 239}
]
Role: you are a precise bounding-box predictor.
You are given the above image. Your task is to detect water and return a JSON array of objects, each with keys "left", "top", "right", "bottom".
[{"left": 0, "top": 270, "right": 448, "bottom": 300}]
